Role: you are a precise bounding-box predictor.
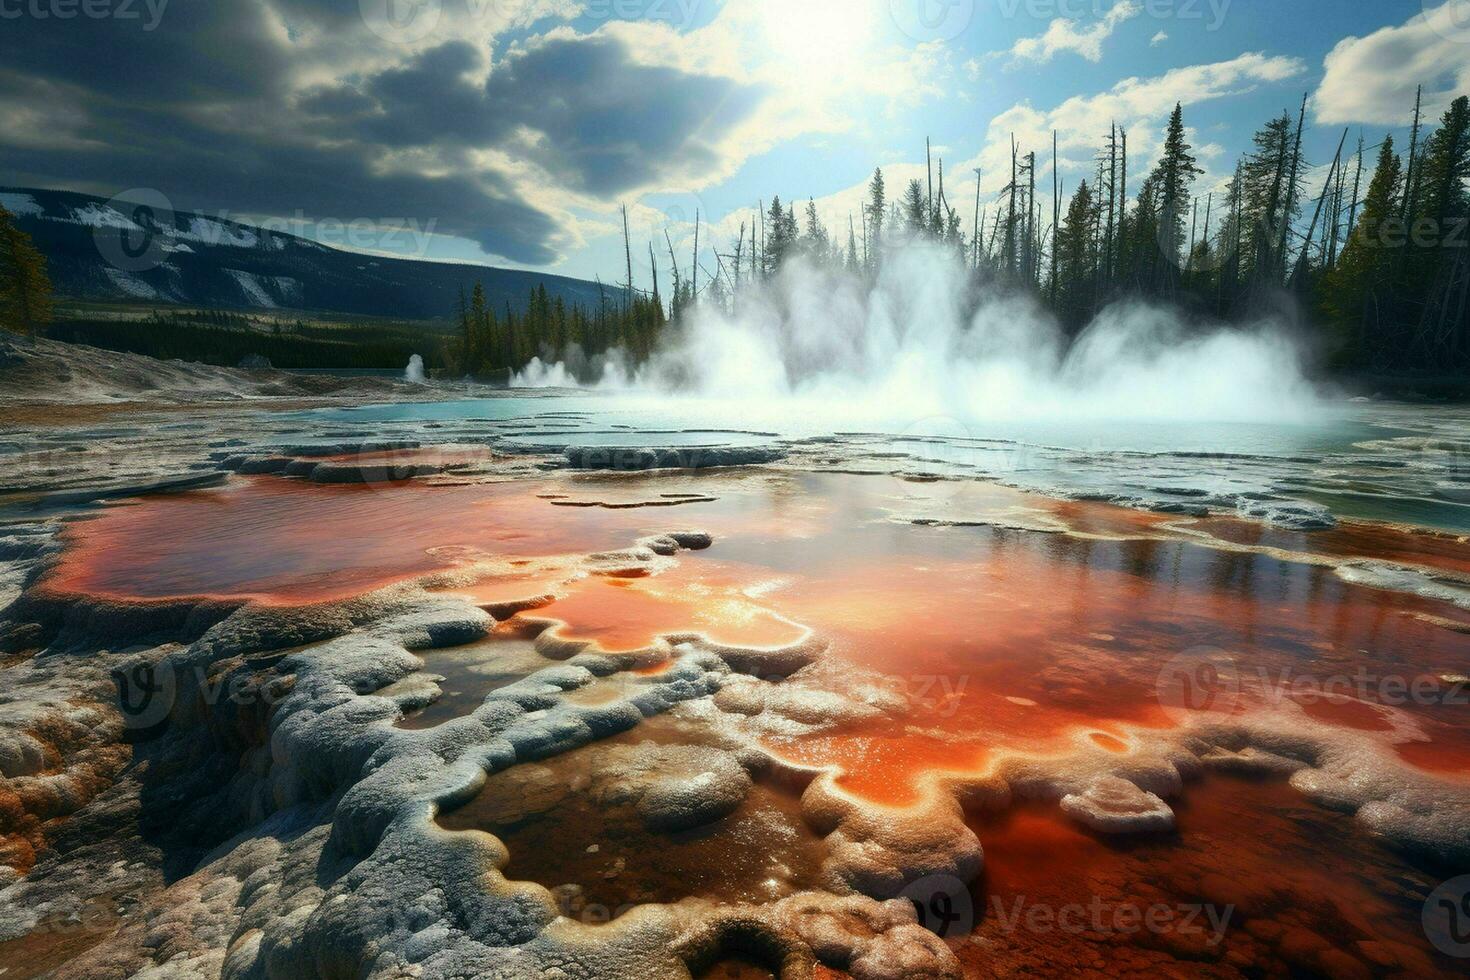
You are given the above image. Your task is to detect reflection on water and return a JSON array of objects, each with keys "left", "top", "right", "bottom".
[
  {"left": 46, "top": 458, "right": 1470, "bottom": 974},
  {"left": 299, "top": 395, "right": 1470, "bottom": 534},
  {"left": 49, "top": 471, "right": 1470, "bottom": 796},
  {"left": 971, "top": 775, "right": 1460, "bottom": 976}
]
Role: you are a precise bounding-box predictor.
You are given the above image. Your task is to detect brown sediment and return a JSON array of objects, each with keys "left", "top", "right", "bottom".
[
  {"left": 0, "top": 898, "right": 120, "bottom": 980},
  {"left": 1296, "top": 695, "right": 1396, "bottom": 732},
  {"left": 1186, "top": 514, "right": 1470, "bottom": 579},
  {"left": 695, "top": 959, "right": 780, "bottom": 980},
  {"left": 1394, "top": 735, "right": 1470, "bottom": 777},
  {"left": 438, "top": 719, "right": 827, "bottom": 916},
  {"left": 968, "top": 774, "right": 1462, "bottom": 977}
]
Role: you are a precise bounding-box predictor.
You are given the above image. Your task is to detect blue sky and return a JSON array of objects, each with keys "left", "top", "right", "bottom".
[
  {"left": 3, "top": 0, "right": 1466, "bottom": 289},
  {"left": 494, "top": 0, "right": 1468, "bottom": 282},
  {"left": 530, "top": 0, "right": 1465, "bottom": 284}
]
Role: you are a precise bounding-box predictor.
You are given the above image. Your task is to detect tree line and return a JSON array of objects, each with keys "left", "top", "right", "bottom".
[
  {"left": 545, "top": 89, "right": 1467, "bottom": 379},
  {"left": 7, "top": 85, "right": 1467, "bottom": 380}
]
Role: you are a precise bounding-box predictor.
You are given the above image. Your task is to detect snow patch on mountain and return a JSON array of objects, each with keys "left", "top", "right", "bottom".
[
  {"left": 104, "top": 267, "right": 162, "bottom": 300},
  {"left": 0, "top": 192, "right": 42, "bottom": 216},
  {"left": 181, "top": 217, "right": 258, "bottom": 249},
  {"left": 223, "top": 269, "right": 301, "bottom": 308},
  {"left": 70, "top": 203, "right": 143, "bottom": 231}
]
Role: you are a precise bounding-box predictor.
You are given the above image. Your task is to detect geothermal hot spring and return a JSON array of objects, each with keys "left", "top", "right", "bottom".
[{"left": 6, "top": 276, "right": 1470, "bottom": 978}]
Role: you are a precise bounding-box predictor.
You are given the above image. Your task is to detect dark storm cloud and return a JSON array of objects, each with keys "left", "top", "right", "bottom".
[
  {"left": 311, "top": 33, "right": 764, "bottom": 197},
  {"left": 481, "top": 33, "right": 761, "bottom": 196},
  {"left": 0, "top": 0, "right": 763, "bottom": 264},
  {"left": 0, "top": 2, "right": 293, "bottom": 102}
]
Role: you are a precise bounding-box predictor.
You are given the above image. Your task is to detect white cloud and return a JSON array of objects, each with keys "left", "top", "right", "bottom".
[
  {"left": 718, "top": 51, "right": 1307, "bottom": 261},
  {"left": 966, "top": 52, "right": 1305, "bottom": 193},
  {"left": 1009, "top": 1, "right": 1142, "bottom": 66},
  {"left": 1150, "top": 30, "right": 1169, "bottom": 47},
  {"left": 1314, "top": 2, "right": 1470, "bottom": 125}
]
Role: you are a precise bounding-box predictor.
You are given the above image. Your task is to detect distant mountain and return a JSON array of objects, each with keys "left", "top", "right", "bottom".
[{"left": 0, "top": 187, "right": 615, "bottom": 320}]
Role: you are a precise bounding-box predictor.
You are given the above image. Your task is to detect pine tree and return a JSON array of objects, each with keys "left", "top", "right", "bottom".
[
  {"left": 1414, "top": 97, "right": 1470, "bottom": 255},
  {"left": 1152, "top": 103, "right": 1203, "bottom": 286},
  {"left": 468, "top": 282, "right": 488, "bottom": 372},
  {"left": 865, "top": 168, "right": 886, "bottom": 260},
  {"left": 456, "top": 286, "right": 471, "bottom": 373},
  {"left": 765, "top": 196, "right": 795, "bottom": 273},
  {"left": 1409, "top": 96, "right": 1470, "bottom": 359},
  {"left": 802, "top": 198, "right": 830, "bottom": 259},
  {"left": 0, "top": 205, "right": 53, "bottom": 337},
  {"left": 1241, "top": 112, "right": 1298, "bottom": 285},
  {"left": 1053, "top": 179, "right": 1098, "bottom": 332},
  {"left": 1325, "top": 137, "right": 1402, "bottom": 360},
  {"left": 901, "top": 179, "right": 928, "bottom": 235}
]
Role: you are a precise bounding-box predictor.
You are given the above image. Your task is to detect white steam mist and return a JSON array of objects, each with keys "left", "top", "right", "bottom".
[
  {"left": 516, "top": 246, "right": 1320, "bottom": 427},
  {"left": 405, "top": 354, "right": 426, "bottom": 383}
]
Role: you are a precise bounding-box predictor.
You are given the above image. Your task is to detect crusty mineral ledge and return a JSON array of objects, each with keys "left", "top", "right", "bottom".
[{"left": 4, "top": 465, "right": 1470, "bottom": 978}]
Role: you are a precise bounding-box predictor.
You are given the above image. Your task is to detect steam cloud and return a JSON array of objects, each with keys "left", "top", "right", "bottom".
[
  {"left": 516, "top": 246, "right": 1320, "bottom": 428},
  {"left": 405, "top": 354, "right": 426, "bottom": 383}
]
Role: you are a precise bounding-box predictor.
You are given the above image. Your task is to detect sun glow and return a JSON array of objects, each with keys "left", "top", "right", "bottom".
[{"left": 753, "top": 0, "right": 878, "bottom": 81}]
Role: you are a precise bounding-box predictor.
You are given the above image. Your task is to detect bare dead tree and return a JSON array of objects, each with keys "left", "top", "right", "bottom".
[
  {"left": 621, "top": 204, "right": 635, "bottom": 313},
  {"left": 1290, "top": 127, "right": 1348, "bottom": 288}
]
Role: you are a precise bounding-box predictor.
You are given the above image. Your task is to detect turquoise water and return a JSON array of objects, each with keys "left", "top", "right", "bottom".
[
  {"left": 297, "top": 395, "right": 1470, "bottom": 533},
  {"left": 305, "top": 395, "right": 1395, "bottom": 454}
]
